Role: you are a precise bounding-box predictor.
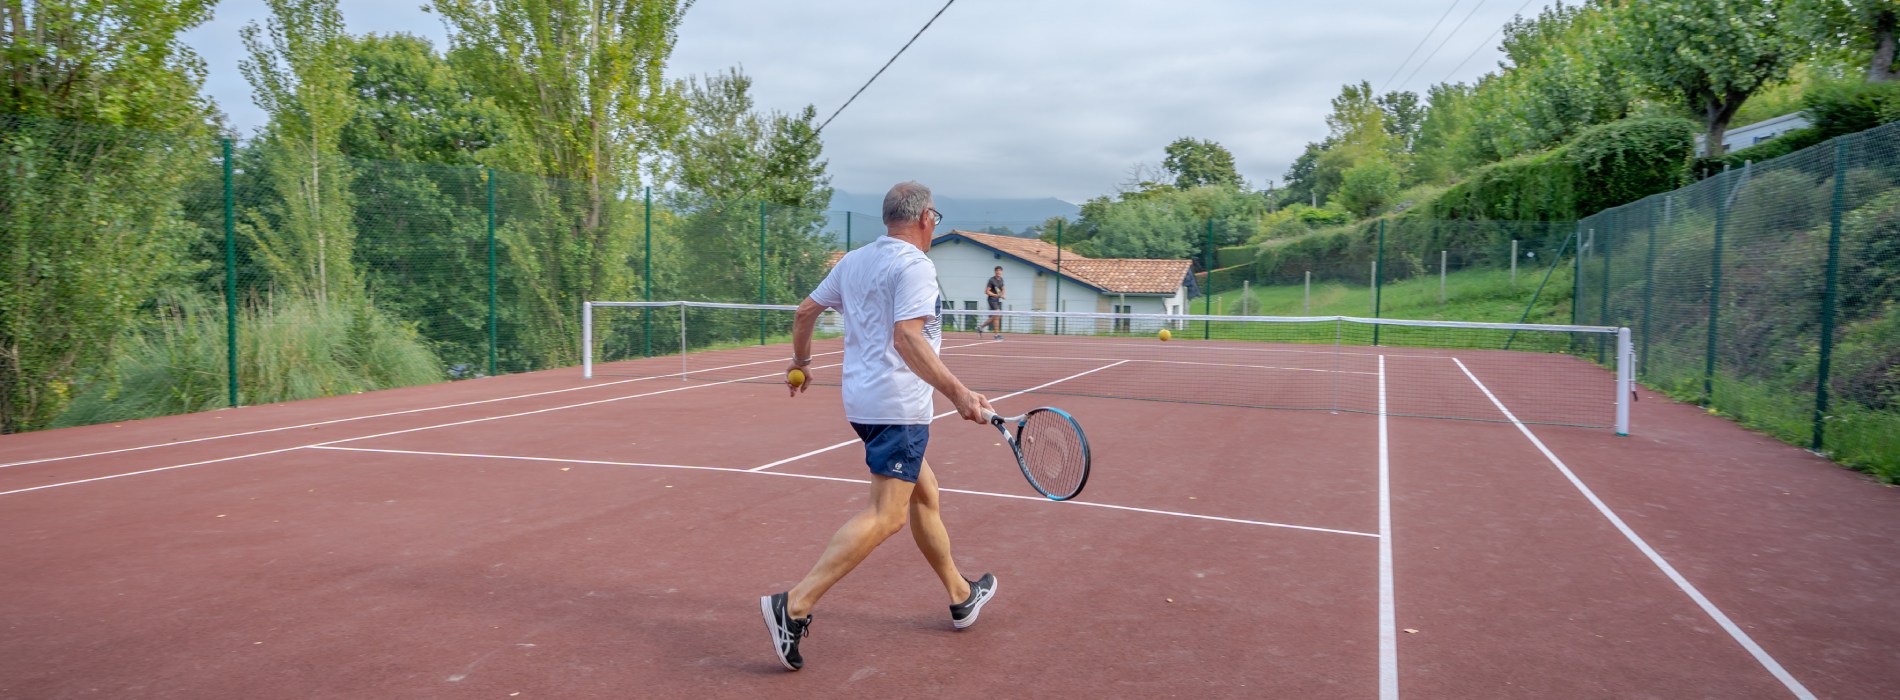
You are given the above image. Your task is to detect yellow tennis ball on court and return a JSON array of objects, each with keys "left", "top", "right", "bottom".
[
  {"left": 1158, "top": 328, "right": 1172, "bottom": 342},
  {"left": 788, "top": 368, "right": 806, "bottom": 387}
]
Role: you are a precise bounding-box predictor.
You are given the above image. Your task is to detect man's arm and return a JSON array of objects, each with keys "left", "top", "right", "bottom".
[
  {"left": 893, "top": 317, "right": 992, "bottom": 422},
  {"left": 785, "top": 298, "right": 826, "bottom": 396}
]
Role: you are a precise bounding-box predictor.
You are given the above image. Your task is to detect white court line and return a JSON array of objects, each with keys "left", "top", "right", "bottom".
[
  {"left": 1451, "top": 358, "right": 1815, "bottom": 700},
  {"left": 0, "top": 361, "right": 842, "bottom": 498},
  {"left": 1377, "top": 355, "right": 1399, "bottom": 700},
  {"left": 747, "top": 360, "right": 1132, "bottom": 472},
  {"left": 312, "top": 445, "right": 1378, "bottom": 539},
  {"left": 983, "top": 336, "right": 1454, "bottom": 361},
  {"left": 942, "top": 351, "right": 1379, "bottom": 376},
  {"left": 0, "top": 344, "right": 873, "bottom": 470},
  {"left": 317, "top": 362, "right": 846, "bottom": 448},
  {"left": 0, "top": 445, "right": 309, "bottom": 497}
]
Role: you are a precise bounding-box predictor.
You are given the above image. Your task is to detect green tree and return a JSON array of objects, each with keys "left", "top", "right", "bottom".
[
  {"left": 1378, "top": 90, "right": 1424, "bottom": 151},
  {"left": 1614, "top": 0, "right": 1801, "bottom": 157},
  {"left": 431, "top": 0, "right": 691, "bottom": 364},
  {"left": 1787, "top": 0, "right": 1900, "bottom": 82},
  {"left": 1335, "top": 155, "right": 1401, "bottom": 217},
  {"left": 240, "top": 0, "right": 360, "bottom": 302},
  {"left": 666, "top": 68, "right": 832, "bottom": 305},
  {"left": 340, "top": 33, "right": 512, "bottom": 164},
  {"left": 0, "top": 0, "right": 217, "bottom": 431},
  {"left": 1161, "top": 137, "right": 1242, "bottom": 189},
  {"left": 1279, "top": 139, "right": 1331, "bottom": 207}
]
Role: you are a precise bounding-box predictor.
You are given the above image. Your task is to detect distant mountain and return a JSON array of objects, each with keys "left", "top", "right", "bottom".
[{"left": 828, "top": 191, "right": 1079, "bottom": 237}]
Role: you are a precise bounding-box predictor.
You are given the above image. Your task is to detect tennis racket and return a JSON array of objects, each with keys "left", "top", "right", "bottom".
[{"left": 983, "top": 407, "right": 1091, "bottom": 501}]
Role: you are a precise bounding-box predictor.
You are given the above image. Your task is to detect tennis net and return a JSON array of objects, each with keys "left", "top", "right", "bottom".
[{"left": 583, "top": 301, "right": 1633, "bottom": 433}]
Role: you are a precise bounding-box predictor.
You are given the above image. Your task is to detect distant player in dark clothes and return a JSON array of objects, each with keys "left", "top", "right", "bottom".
[
  {"left": 982, "top": 266, "right": 1005, "bottom": 339},
  {"left": 760, "top": 181, "right": 1001, "bottom": 672}
]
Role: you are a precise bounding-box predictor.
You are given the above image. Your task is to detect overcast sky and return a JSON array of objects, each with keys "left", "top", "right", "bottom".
[{"left": 184, "top": 0, "right": 1555, "bottom": 203}]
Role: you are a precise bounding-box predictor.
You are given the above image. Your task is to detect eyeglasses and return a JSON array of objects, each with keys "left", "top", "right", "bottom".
[{"left": 926, "top": 208, "right": 944, "bottom": 225}]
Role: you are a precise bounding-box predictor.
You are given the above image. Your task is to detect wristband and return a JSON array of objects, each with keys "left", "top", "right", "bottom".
[{"left": 793, "top": 356, "right": 812, "bottom": 366}]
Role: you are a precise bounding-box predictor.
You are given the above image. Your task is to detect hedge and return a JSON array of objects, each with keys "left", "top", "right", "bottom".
[{"left": 1425, "top": 116, "right": 1696, "bottom": 222}]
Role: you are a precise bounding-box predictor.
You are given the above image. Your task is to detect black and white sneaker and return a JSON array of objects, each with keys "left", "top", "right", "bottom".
[
  {"left": 760, "top": 592, "right": 812, "bottom": 671},
  {"left": 949, "top": 573, "right": 998, "bottom": 630}
]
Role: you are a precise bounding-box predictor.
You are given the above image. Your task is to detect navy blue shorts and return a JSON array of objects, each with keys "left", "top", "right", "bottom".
[{"left": 850, "top": 422, "right": 929, "bottom": 483}]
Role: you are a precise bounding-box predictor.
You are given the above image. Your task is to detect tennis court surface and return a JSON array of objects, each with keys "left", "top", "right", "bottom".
[{"left": 5, "top": 310, "right": 1900, "bottom": 699}]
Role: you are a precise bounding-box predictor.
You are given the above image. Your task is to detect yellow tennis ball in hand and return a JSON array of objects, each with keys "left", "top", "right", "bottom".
[
  {"left": 1158, "top": 328, "right": 1172, "bottom": 342},
  {"left": 787, "top": 368, "right": 806, "bottom": 387}
]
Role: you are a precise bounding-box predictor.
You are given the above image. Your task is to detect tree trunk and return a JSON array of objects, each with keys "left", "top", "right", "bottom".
[
  {"left": 1871, "top": 10, "right": 1899, "bottom": 83},
  {"left": 1702, "top": 90, "right": 1750, "bottom": 158}
]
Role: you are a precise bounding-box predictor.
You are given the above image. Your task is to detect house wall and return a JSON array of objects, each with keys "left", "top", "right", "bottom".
[{"left": 926, "top": 236, "right": 1183, "bottom": 334}]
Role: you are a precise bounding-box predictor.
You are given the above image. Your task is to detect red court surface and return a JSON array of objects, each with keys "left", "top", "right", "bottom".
[{"left": 4, "top": 336, "right": 1899, "bottom": 699}]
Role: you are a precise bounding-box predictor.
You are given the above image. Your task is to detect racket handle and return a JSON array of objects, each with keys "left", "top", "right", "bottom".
[{"left": 982, "top": 409, "right": 1003, "bottom": 427}]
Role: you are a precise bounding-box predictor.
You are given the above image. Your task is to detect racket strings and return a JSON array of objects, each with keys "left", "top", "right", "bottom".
[{"left": 1017, "top": 412, "right": 1087, "bottom": 497}]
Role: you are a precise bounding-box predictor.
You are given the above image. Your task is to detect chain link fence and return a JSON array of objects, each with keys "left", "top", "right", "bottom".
[{"left": 1575, "top": 121, "right": 1900, "bottom": 479}]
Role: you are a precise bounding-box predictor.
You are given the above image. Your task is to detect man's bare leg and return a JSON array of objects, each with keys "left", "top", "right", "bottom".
[
  {"left": 785, "top": 475, "right": 914, "bottom": 618},
  {"left": 908, "top": 460, "right": 973, "bottom": 603}
]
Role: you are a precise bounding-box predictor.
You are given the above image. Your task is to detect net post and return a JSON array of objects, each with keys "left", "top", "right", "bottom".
[
  {"left": 582, "top": 302, "right": 594, "bottom": 379},
  {"left": 679, "top": 302, "right": 688, "bottom": 380},
  {"left": 487, "top": 167, "right": 498, "bottom": 377},
  {"left": 222, "top": 138, "right": 238, "bottom": 408},
  {"left": 643, "top": 186, "right": 653, "bottom": 358},
  {"left": 1813, "top": 137, "right": 1849, "bottom": 451},
  {"left": 1616, "top": 326, "right": 1633, "bottom": 436}
]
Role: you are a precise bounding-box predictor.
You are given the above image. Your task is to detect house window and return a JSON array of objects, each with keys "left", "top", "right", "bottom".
[
  {"left": 962, "top": 300, "right": 978, "bottom": 331},
  {"left": 1114, "top": 304, "right": 1132, "bottom": 333}
]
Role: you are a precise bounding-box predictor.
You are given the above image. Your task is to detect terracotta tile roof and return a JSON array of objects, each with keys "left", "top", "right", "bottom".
[
  {"left": 936, "top": 230, "right": 1191, "bottom": 295},
  {"left": 825, "top": 250, "right": 846, "bottom": 269}
]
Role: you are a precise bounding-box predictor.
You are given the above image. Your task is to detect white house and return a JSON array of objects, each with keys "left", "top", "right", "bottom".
[
  {"left": 1697, "top": 111, "right": 1812, "bottom": 156},
  {"left": 924, "top": 230, "right": 1193, "bottom": 334}
]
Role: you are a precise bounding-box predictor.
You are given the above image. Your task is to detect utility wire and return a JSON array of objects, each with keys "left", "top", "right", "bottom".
[
  {"left": 1379, "top": 1, "right": 1462, "bottom": 94},
  {"left": 816, "top": 0, "right": 958, "bottom": 135},
  {"left": 1394, "top": 0, "right": 1488, "bottom": 93},
  {"left": 1437, "top": 0, "right": 1539, "bottom": 87}
]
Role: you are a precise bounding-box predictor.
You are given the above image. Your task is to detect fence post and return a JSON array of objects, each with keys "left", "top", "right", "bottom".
[
  {"left": 1055, "top": 219, "right": 1064, "bottom": 335},
  {"left": 759, "top": 201, "right": 767, "bottom": 345},
  {"left": 643, "top": 185, "right": 652, "bottom": 358},
  {"left": 1642, "top": 198, "right": 1661, "bottom": 378},
  {"left": 1704, "top": 169, "right": 1730, "bottom": 406},
  {"left": 1439, "top": 249, "right": 1447, "bottom": 304},
  {"left": 844, "top": 211, "right": 852, "bottom": 251},
  {"left": 1511, "top": 239, "right": 1518, "bottom": 285},
  {"left": 1600, "top": 212, "right": 1614, "bottom": 364},
  {"left": 1814, "top": 137, "right": 1850, "bottom": 451},
  {"left": 1572, "top": 224, "right": 1584, "bottom": 326},
  {"left": 222, "top": 138, "right": 238, "bottom": 408},
  {"left": 1242, "top": 279, "right": 1250, "bottom": 315},
  {"left": 487, "top": 167, "right": 497, "bottom": 376},
  {"left": 1203, "top": 219, "right": 1213, "bottom": 339},
  {"left": 1304, "top": 271, "right": 1311, "bottom": 315},
  {"left": 1373, "top": 219, "right": 1385, "bottom": 346}
]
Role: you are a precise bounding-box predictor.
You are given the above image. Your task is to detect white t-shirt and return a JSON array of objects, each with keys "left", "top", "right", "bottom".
[{"left": 808, "top": 235, "right": 943, "bottom": 424}]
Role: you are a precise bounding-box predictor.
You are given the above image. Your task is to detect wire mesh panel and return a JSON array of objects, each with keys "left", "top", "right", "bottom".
[{"left": 583, "top": 302, "right": 1627, "bottom": 430}]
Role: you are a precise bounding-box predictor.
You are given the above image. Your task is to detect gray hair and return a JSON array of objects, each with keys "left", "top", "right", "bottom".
[{"left": 882, "top": 181, "right": 932, "bottom": 227}]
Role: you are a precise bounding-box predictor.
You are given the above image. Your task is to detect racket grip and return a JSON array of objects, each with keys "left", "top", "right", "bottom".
[{"left": 982, "top": 409, "right": 1004, "bottom": 427}]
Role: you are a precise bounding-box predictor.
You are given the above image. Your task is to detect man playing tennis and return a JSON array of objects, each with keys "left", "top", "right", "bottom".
[
  {"left": 982, "top": 265, "right": 1005, "bottom": 339},
  {"left": 761, "top": 181, "right": 1000, "bottom": 672}
]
